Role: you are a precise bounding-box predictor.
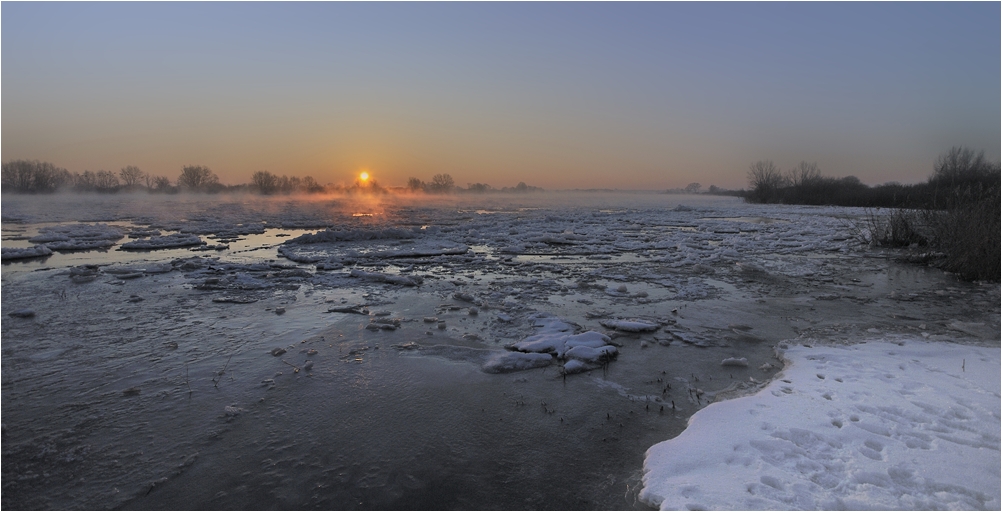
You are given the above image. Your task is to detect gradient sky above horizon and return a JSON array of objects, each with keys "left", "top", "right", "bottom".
[{"left": 3, "top": 2, "right": 999, "bottom": 190}]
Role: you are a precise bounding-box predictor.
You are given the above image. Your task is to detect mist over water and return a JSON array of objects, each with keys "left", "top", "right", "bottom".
[{"left": 2, "top": 192, "right": 997, "bottom": 509}]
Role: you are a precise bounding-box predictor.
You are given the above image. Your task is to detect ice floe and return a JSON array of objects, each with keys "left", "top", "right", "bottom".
[
  {"left": 120, "top": 233, "right": 205, "bottom": 250},
  {"left": 506, "top": 313, "right": 619, "bottom": 373},
  {"left": 1, "top": 245, "right": 52, "bottom": 260},
  {"left": 482, "top": 351, "right": 554, "bottom": 373},
  {"left": 28, "top": 223, "right": 124, "bottom": 251},
  {"left": 600, "top": 319, "right": 660, "bottom": 332},
  {"left": 349, "top": 269, "right": 423, "bottom": 286}
]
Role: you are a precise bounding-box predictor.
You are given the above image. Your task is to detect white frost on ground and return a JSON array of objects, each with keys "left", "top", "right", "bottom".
[{"left": 640, "top": 340, "right": 1001, "bottom": 511}]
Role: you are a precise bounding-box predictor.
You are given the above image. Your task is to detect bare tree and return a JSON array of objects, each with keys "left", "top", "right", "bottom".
[
  {"left": 252, "top": 171, "right": 278, "bottom": 194},
  {"left": 177, "top": 165, "right": 219, "bottom": 191},
  {"left": 301, "top": 176, "right": 324, "bottom": 193},
  {"left": 94, "top": 170, "right": 120, "bottom": 192},
  {"left": 787, "top": 161, "right": 821, "bottom": 187},
  {"left": 150, "top": 176, "right": 173, "bottom": 193},
  {"left": 932, "top": 146, "right": 993, "bottom": 187},
  {"left": 407, "top": 177, "right": 424, "bottom": 192},
  {"left": 428, "top": 173, "right": 455, "bottom": 193},
  {"left": 685, "top": 182, "right": 702, "bottom": 194},
  {"left": 119, "top": 165, "right": 146, "bottom": 188},
  {"left": 747, "top": 160, "right": 787, "bottom": 203},
  {"left": 1, "top": 160, "right": 70, "bottom": 193},
  {"left": 75, "top": 170, "right": 96, "bottom": 191}
]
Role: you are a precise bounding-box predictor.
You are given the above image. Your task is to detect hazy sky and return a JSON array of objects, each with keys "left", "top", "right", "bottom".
[{"left": 3, "top": 2, "right": 999, "bottom": 190}]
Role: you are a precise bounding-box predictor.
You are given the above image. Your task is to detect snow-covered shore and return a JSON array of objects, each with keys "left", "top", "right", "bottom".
[{"left": 641, "top": 340, "right": 1001, "bottom": 510}]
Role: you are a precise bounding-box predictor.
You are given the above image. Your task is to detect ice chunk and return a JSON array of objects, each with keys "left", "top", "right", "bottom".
[
  {"left": 349, "top": 269, "right": 423, "bottom": 286},
  {"left": 561, "top": 359, "right": 593, "bottom": 375},
  {"left": 29, "top": 223, "right": 124, "bottom": 244},
  {"left": 329, "top": 305, "right": 369, "bottom": 315},
  {"left": 721, "top": 357, "right": 749, "bottom": 367},
  {"left": 564, "top": 345, "right": 617, "bottom": 363},
  {"left": 564, "top": 331, "right": 612, "bottom": 348},
  {"left": 213, "top": 296, "right": 259, "bottom": 304},
  {"left": 120, "top": 233, "right": 205, "bottom": 250},
  {"left": 45, "top": 239, "right": 117, "bottom": 251},
  {"left": 1, "top": 245, "right": 52, "bottom": 260},
  {"left": 482, "top": 352, "right": 553, "bottom": 373},
  {"left": 285, "top": 227, "right": 416, "bottom": 243},
  {"left": 599, "top": 319, "right": 659, "bottom": 332},
  {"left": 453, "top": 292, "right": 476, "bottom": 302},
  {"left": 511, "top": 332, "right": 570, "bottom": 356}
]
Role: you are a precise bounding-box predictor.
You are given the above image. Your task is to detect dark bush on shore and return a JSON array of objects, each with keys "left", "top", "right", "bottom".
[
  {"left": 754, "top": 148, "right": 999, "bottom": 282},
  {"left": 924, "top": 186, "right": 1000, "bottom": 282}
]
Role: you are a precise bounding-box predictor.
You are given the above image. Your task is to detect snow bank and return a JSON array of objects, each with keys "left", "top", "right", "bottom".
[{"left": 640, "top": 340, "right": 1001, "bottom": 510}]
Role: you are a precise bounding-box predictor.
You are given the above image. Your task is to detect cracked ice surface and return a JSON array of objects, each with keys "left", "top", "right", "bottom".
[{"left": 2, "top": 192, "right": 999, "bottom": 510}]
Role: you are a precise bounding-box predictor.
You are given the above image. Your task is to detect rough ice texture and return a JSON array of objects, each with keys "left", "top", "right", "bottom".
[
  {"left": 507, "top": 314, "right": 618, "bottom": 374},
  {"left": 44, "top": 239, "right": 117, "bottom": 251},
  {"left": 640, "top": 341, "right": 1001, "bottom": 511},
  {"left": 120, "top": 233, "right": 205, "bottom": 250},
  {"left": 563, "top": 345, "right": 617, "bottom": 363},
  {"left": 28, "top": 223, "right": 124, "bottom": 250},
  {"left": 600, "top": 319, "right": 659, "bottom": 332},
  {"left": 720, "top": 357, "right": 749, "bottom": 367},
  {"left": 348, "top": 269, "right": 423, "bottom": 286},
  {"left": 482, "top": 351, "right": 554, "bottom": 373},
  {"left": 1, "top": 245, "right": 52, "bottom": 260},
  {"left": 286, "top": 227, "right": 417, "bottom": 244},
  {"left": 278, "top": 240, "right": 468, "bottom": 263}
]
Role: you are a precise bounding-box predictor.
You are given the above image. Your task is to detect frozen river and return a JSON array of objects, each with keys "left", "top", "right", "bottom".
[{"left": 2, "top": 192, "right": 998, "bottom": 509}]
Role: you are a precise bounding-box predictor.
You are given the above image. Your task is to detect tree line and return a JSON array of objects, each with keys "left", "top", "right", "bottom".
[
  {"left": 745, "top": 147, "right": 999, "bottom": 208},
  {"left": 0, "top": 162, "right": 226, "bottom": 194},
  {"left": 1, "top": 163, "right": 545, "bottom": 196},
  {"left": 405, "top": 174, "right": 543, "bottom": 194}
]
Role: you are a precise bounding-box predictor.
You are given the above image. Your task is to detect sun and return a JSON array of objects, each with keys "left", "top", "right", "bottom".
[{"left": 359, "top": 171, "right": 370, "bottom": 182}]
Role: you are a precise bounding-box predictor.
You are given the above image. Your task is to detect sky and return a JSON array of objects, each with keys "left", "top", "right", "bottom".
[{"left": 2, "top": 2, "right": 999, "bottom": 190}]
